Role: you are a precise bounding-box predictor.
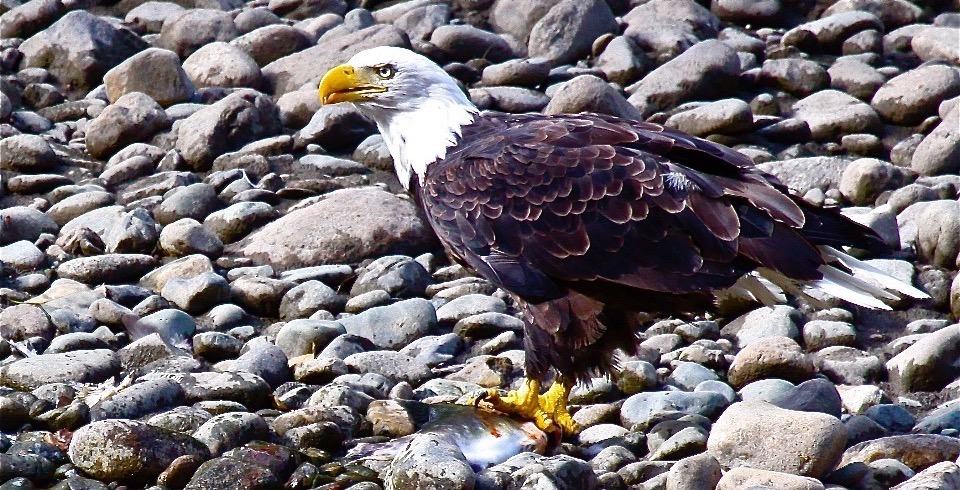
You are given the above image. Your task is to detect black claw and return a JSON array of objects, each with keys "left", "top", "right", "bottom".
[{"left": 473, "top": 391, "right": 489, "bottom": 408}]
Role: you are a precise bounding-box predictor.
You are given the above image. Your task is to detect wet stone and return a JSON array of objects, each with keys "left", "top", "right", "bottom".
[{"left": 68, "top": 419, "right": 210, "bottom": 483}]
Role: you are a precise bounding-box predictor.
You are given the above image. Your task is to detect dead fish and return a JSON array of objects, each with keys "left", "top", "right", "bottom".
[{"left": 345, "top": 402, "right": 547, "bottom": 471}]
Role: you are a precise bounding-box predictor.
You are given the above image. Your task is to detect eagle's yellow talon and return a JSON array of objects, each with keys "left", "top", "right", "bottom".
[
  {"left": 539, "top": 381, "right": 580, "bottom": 435},
  {"left": 482, "top": 378, "right": 579, "bottom": 437}
]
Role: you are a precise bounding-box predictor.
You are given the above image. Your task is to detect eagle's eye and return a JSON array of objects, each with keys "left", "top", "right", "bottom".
[{"left": 376, "top": 65, "right": 396, "bottom": 79}]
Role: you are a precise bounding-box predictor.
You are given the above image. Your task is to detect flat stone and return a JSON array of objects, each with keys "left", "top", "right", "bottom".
[
  {"left": 727, "top": 336, "right": 815, "bottom": 388},
  {"left": 183, "top": 42, "right": 262, "bottom": 89},
  {"left": 56, "top": 254, "right": 157, "bottom": 284},
  {"left": 158, "top": 8, "right": 239, "bottom": 59},
  {"left": 756, "top": 157, "right": 849, "bottom": 195},
  {"left": 721, "top": 305, "right": 801, "bottom": 347},
  {"left": 85, "top": 92, "right": 171, "bottom": 159},
  {"left": 386, "top": 432, "right": 476, "bottom": 490},
  {"left": 141, "top": 254, "right": 215, "bottom": 292},
  {"left": 90, "top": 378, "right": 185, "bottom": 421},
  {"left": 0, "top": 240, "right": 46, "bottom": 273},
  {"left": 891, "top": 461, "right": 960, "bottom": 490},
  {"left": 664, "top": 99, "right": 753, "bottom": 137},
  {"left": 792, "top": 89, "right": 882, "bottom": 141},
  {"left": 231, "top": 188, "right": 436, "bottom": 270},
  {"left": 782, "top": 11, "right": 883, "bottom": 51},
  {"left": 0, "top": 134, "right": 59, "bottom": 171},
  {"left": 717, "top": 467, "right": 825, "bottom": 490},
  {"left": 0, "top": 303, "right": 55, "bottom": 341},
  {"left": 840, "top": 434, "right": 960, "bottom": 472},
  {"left": 620, "top": 391, "right": 728, "bottom": 430},
  {"left": 0, "top": 349, "right": 119, "bottom": 390},
  {"left": 912, "top": 27, "right": 960, "bottom": 65},
  {"left": 430, "top": 24, "right": 514, "bottom": 63},
  {"left": 544, "top": 75, "right": 641, "bottom": 119},
  {"left": 338, "top": 298, "right": 437, "bottom": 350}
]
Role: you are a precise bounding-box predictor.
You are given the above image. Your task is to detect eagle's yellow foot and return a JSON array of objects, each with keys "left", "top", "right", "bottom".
[{"left": 482, "top": 378, "right": 580, "bottom": 436}]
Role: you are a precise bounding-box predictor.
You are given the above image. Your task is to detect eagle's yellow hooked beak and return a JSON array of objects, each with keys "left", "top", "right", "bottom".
[{"left": 318, "top": 64, "right": 387, "bottom": 105}]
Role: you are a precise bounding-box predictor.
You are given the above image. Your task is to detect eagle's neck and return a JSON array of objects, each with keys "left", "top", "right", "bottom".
[{"left": 362, "top": 91, "right": 478, "bottom": 189}]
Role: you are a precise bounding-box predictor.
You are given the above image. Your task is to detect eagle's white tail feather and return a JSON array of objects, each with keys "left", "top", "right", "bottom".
[
  {"left": 817, "top": 264, "right": 900, "bottom": 302},
  {"left": 819, "top": 246, "right": 930, "bottom": 300},
  {"left": 734, "top": 273, "right": 786, "bottom": 306},
  {"left": 808, "top": 269, "right": 892, "bottom": 310},
  {"left": 749, "top": 246, "right": 930, "bottom": 310},
  {"left": 755, "top": 268, "right": 811, "bottom": 301}
]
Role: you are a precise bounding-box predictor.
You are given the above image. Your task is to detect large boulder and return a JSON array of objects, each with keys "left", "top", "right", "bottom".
[
  {"left": 230, "top": 187, "right": 437, "bottom": 270},
  {"left": 175, "top": 90, "right": 282, "bottom": 170},
  {"left": 18, "top": 10, "right": 148, "bottom": 94}
]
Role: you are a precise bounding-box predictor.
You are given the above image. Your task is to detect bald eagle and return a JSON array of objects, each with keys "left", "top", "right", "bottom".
[{"left": 319, "top": 47, "right": 928, "bottom": 435}]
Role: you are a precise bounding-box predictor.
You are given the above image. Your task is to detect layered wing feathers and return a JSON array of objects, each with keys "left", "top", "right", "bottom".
[{"left": 420, "top": 112, "right": 883, "bottom": 303}]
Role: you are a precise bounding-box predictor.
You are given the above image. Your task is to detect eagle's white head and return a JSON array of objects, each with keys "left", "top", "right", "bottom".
[{"left": 318, "top": 46, "right": 479, "bottom": 189}]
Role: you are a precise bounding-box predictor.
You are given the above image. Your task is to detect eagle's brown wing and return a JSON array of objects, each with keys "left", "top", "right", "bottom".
[{"left": 419, "top": 112, "right": 884, "bottom": 305}]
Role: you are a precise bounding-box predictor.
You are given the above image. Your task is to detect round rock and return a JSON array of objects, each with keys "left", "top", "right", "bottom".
[
  {"left": 727, "top": 336, "right": 816, "bottom": 388},
  {"left": 183, "top": 42, "right": 263, "bottom": 89},
  {"left": 68, "top": 419, "right": 210, "bottom": 483},
  {"left": 707, "top": 400, "right": 847, "bottom": 479}
]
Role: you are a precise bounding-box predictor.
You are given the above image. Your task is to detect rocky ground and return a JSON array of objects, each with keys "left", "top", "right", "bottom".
[{"left": 0, "top": 0, "right": 959, "bottom": 488}]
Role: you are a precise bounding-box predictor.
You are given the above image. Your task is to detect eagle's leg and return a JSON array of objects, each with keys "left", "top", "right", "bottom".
[{"left": 482, "top": 378, "right": 580, "bottom": 436}]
